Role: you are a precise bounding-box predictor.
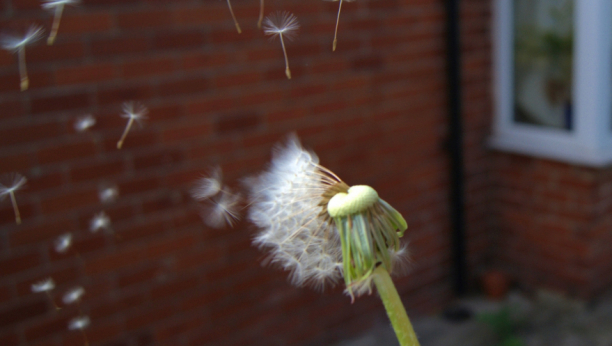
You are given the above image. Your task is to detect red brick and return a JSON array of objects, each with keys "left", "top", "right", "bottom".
[
  {"left": 56, "top": 12, "right": 113, "bottom": 34},
  {"left": 0, "top": 300, "right": 47, "bottom": 328},
  {"left": 158, "top": 76, "right": 208, "bottom": 97},
  {"left": 0, "top": 252, "right": 41, "bottom": 276},
  {"left": 28, "top": 42, "right": 85, "bottom": 63},
  {"left": 0, "top": 122, "right": 63, "bottom": 147},
  {"left": 121, "top": 57, "right": 176, "bottom": 79},
  {"left": 0, "top": 331, "right": 19, "bottom": 346},
  {"left": 215, "top": 112, "right": 261, "bottom": 134},
  {"left": 69, "top": 160, "right": 125, "bottom": 182},
  {"left": 31, "top": 93, "right": 90, "bottom": 114},
  {"left": 40, "top": 189, "right": 98, "bottom": 214},
  {"left": 56, "top": 63, "right": 117, "bottom": 85},
  {"left": 97, "top": 85, "right": 154, "bottom": 106},
  {"left": 24, "top": 315, "right": 70, "bottom": 342},
  {"left": 117, "top": 10, "right": 173, "bottom": 30},
  {"left": 161, "top": 122, "right": 211, "bottom": 143},
  {"left": 37, "top": 141, "right": 97, "bottom": 165},
  {"left": 153, "top": 30, "right": 206, "bottom": 50},
  {"left": 91, "top": 36, "right": 150, "bottom": 56}
]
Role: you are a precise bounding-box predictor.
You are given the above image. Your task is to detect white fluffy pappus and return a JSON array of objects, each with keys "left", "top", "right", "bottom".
[{"left": 244, "top": 135, "right": 344, "bottom": 289}]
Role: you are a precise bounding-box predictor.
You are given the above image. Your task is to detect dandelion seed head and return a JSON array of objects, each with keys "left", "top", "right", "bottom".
[
  {"left": 263, "top": 11, "right": 300, "bottom": 41},
  {"left": 245, "top": 135, "right": 343, "bottom": 288},
  {"left": 74, "top": 114, "right": 96, "bottom": 132},
  {"left": 0, "top": 173, "right": 27, "bottom": 199},
  {"left": 31, "top": 278, "right": 55, "bottom": 293},
  {"left": 99, "top": 185, "right": 119, "bottom": 203},
  {"left": 202, "top": 188, "right": 240, "bottom": 229},
  {"left": 63, "top": 286, "right": 85, "bottom": 304},
  {"left": 1, "top": 25, "right": 44, "bottom": 52},
  {"left": 68, "top": 316, "right": 90, "bottom": 330},
  {"left": 89, "top": 211, "right": 111, "bottom": 233},
  {"left": 191, "top": 166, "right": 222, "bottom": 201},
  {"left": 41, "top": 0, "right": 80, "bottom": 10},
  {"left": 54, "top": 233, "right": 72, "bottom": 253},
  {"left": 121, "top": 101, "right": 148, "bottom": 125}
]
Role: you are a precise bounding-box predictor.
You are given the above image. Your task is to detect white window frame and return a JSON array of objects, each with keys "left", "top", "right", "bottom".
[{"left": 490, "top": 0, "right": 612, "bottom": 167}]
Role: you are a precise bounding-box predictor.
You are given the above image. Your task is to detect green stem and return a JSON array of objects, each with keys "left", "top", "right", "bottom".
[{"left": 373, "top": 266, "right": 420, "bottom": 346}]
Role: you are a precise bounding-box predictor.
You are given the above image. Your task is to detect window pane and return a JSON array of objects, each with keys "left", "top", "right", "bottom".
[{"left": 513, "top": 0, "right": 573, "bottom": 130}]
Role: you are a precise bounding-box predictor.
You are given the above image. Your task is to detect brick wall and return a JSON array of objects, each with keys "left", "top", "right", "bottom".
[
  {"left": 0, "top": 0, "right": 492, "bottom": 345},
  {"left": 493, "top": 154, "right": 612, "bottom": 299}
]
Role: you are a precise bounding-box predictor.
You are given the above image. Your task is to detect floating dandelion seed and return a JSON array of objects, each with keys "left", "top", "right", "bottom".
[
  {"left": 99, "top": 185, "right": 119, "bottom": 203},
  {"left": 89, "top": 211, "right": 111, "bottom": 233},
  {"left": 202, "top": 189, "right": 240, "bottom": 229},
  {"left": 74, "top": 114, "right": 96, "bottom": 132},
  {"left": 32, "top": 277, "right": 61, "bottom": 311},
  {"left": 31, "top": 278, "right": 55, "bottom": 293},
  {"left": 191, "top": 166, "right": 223, "bottom": 201},
  {"left": 327, "top": 0, "right": 355, "bottom": 51},
  {"left": 244, "top": 135, "right": 419, "bottom": 346},
  {"left": 0, "top": 173, "right": 27, "bottom": 224},
  {"left": 41, "top": 0, "right": 80, "bottom": 45},
  {"left": 117, "top": 101, "right": 148, "bottom": 149},
  {"left": 225, "top": 0, "right": 241, "bottom": 33},
  {"left": 68, "top": 315, "right": 90, "bottom": 346},
  {"left": 263, "top": 11, "right": 299, "bottom": 80},
  {"left": 63, "top": 286, "right": 85, "bottom": 305},
  {"left": 1, "top": 25, "right": 43, "bottom": 91},
  {"left": 54, "top": 233, "right": 72, "bottom": 253}
]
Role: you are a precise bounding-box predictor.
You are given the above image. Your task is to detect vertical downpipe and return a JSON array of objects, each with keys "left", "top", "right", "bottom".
[{"left": 445, "top": 0, "right": 467, "bottom": 296}]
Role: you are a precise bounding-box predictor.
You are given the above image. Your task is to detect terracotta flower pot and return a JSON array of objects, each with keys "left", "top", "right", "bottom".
[{"left": 482, "top": 270, "right": 509, "bottom": 300}]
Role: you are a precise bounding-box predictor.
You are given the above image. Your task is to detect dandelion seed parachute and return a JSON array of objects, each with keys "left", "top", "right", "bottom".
[
  {"left": 0, "top": 25, "right": 43, "bottom": 91},
  {"left": 263, "top": 12, "right": 299, "bottom": 80},
  {"left": 41, "top": 0, "right": 80, "bottom": 45},
  {"left": 117, "top": 101, "right": 148, "bottom": 149},
  {"left": 0, "top": 173, "right": 27, "bottom": 224}
]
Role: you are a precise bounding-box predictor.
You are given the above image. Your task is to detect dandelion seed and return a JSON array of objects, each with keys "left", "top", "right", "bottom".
[
  {"left": 63, "top": 286, "right": 85, "bottom": 305},
  {"left": 54, "top": 233, "right": 72, "bottom": 253},
  {"left": 116, "top": 101, "right": 148, "bottom": 149},
  {"left": 68, "top": 315, "right": 90, "bottom": 330},
  {"left": 68, "top": 315, "right": 90, "bottom": 346},
  {"left": 202, "top": 188, "right": 240, "bottom": 229},
  {"left": 225, "top": 0, "right": 241, "bottom": 33},
  {"left": 0, "top": 173, "right": 27, "bottom": 224},
  {"left": 41, "top": 0, "right": 80, "bottom": 45},
  {"left": 1, "top": 25, "right": 44, "bottom": 91},
  {"left": 32, "top": 278, "right": 61, "bottom": 310},
  {"left": 191, "top": 166, "right": 223, "bottom": 201},
  {"left": 31, "top": 278, "right": 55, "bottom": 293},
  {"left": 89, "top": 211, "right": 111, "bottom": 233},
  {"left": 99, "top": 185, "right": 119, "bottom": 203},
  {"left": 263, "top": 12, "right": 299, "bottom": 80},
  {"left": 326, "top": 0, "right": 355, "bottom": 51},
  {"left": 74, "top": 114, "right": 96, "bottom": 132}
]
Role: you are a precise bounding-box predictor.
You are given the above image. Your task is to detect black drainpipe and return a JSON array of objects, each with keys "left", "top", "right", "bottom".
[{"left": 445, "top": 0, "right": 467, "bottom": 297}]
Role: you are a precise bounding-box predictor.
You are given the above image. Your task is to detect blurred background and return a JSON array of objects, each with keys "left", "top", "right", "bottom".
[{"left": 2, "top": 0, "right": 611, "bottom": 345}]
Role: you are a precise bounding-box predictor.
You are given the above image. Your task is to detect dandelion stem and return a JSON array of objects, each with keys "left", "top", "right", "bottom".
[
  {"left": 226, "top": 0, "right": 242, "bottom": 34},
  {"left": 258, "top": 0, "right": 264, "bottom": 29},
  {"left": 333, "top": 0, "right": 343, "bottom": 51},
  {"left": 117, "top": 117, "right": 134, "bottom": 149},
  {"left": 48, "top": 5, "right": 64, "bottom": 45},
  {"left": 18, "top": 47, "right": 28, "bottom": 91},
  {"left": 279, "top": 33, "right": 291, "bottom": 79},
  {"left": 9, "top": 191, "right": 21, "bottom": 225},
  {"left": 45, "top": 291, "right": 61, "bottom": 311},
  {"left": 372, "top": 266, "right": 420, "bottom": 346}
]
